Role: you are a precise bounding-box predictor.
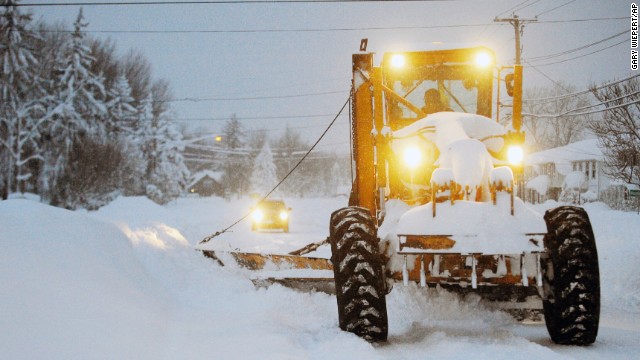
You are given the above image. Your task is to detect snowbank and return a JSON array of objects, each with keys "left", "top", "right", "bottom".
[
  {"left": 0, "top": 199, "right": 171, "bottom": 359},
  {"left": 1, "top": 196, "right": 639, "bottom": 359}
]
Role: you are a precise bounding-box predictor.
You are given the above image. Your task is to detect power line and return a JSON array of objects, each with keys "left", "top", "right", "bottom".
[
  {"left": 161, "top": 89, "right": 347, "bottom": 103},
  {"left": 34, "top": 17, "right": 625, "bottom": 35},
  {"left": 538, "top": 17, "right": 625, "bottom": 24},
  {"left": 496, "top": 0, "right": 532, "bottom": 18},
  {"left": 557, "top": 89, "right": 640, "bottom": 116},
  {"left": 535, "top": 0, "right": 576, "bottom": 18},
  {"left": 525, "top": 30, "right": 626, "bottom": 62},
  {"left": 41, "top": 24, "right": 499, "bottom": 34},
  {"left": 523, "top": 97, "right": 640, "bottom": 118},
  {"left": 529, "top": 39, "right": 627, "bottom": 67},
  {"left": 525, "top": 61, "right": 573, "bottom": 93},
  {"left": 174, "top": 113, "right": 338, "bottom": 121},
  {"left": 523, "top": 73, "right": 640, "bottom": 103},
  {"left": 512, "top": 0, "right": 542, "bottom": 13},
  {"left": 13, "top": 0, "right": 460, "bottom": 7}
]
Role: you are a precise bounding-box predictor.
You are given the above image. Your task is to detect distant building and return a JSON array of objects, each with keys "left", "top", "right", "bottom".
[
  {"left": 187, "top": 170, "right": 224, "bottom": 197},
  {"left": 524, "top": 139, "right": 614, "bottom": 205}
]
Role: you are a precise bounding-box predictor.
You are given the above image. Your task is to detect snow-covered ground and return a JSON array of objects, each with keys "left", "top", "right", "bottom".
[{"left": 1, "top": 195, "right": 639, "bottom": 359}]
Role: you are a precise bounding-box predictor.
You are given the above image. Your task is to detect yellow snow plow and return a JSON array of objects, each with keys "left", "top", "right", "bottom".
[
  {"left": 201, "top": 44, "right": 600, "bottom": 346},
  {"left": 201, "top": 240, "right": 335, "bottom": 293}
]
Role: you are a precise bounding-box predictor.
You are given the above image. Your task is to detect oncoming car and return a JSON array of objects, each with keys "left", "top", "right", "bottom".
[{"left": 250, "top": 199, "right": 291, "bottom": 232}]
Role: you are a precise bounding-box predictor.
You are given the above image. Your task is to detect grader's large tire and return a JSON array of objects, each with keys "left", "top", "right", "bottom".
[
  {"left": 542, "top": 206, "right": 600, "bottom": 345},
  {"left": 329, "top": 207, "right": 388, "bottom": 342}
]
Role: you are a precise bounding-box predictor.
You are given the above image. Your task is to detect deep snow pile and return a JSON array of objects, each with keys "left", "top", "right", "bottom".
[{"left": 1, "top": 195, "right": 640, "bottom": 359}]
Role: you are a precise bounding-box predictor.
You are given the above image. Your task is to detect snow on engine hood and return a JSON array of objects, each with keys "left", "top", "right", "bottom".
[
  {"left": 391, "top": 112, "right": 506, "bottom": 154},
  {"left": 389, "top": 112, "right": 506, "bottom": 189}
]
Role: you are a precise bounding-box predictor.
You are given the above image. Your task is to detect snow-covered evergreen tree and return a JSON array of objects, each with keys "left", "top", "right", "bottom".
[
  {"left": 250, "top": 141, "right": 278, "bottom": 197},
  {"left": 0, "top": 0, "right": 49, "bottom": 195},
  {"left": 0, "top": 6, "right": 185, "bottom": 207},
  {"left": 220, "top": 114, "right": 250, "bottom": 198},
  {"left": 273, "top": 125, "right": 308, "bottom": 196},
  {"left": 40, "top": 8, "right": 108, "bottom": 204},
  {"left": 138, "top": 92, "right": 188, "bottom": 204},
  {"left": 107, "top": 74, "right": 145, "bottom": 196},
  {"left": 50, "top": 7, "right": 106, "bottom": 152},
  {"left": 106, "top": 73, "right": 136, "bottom": 135}
]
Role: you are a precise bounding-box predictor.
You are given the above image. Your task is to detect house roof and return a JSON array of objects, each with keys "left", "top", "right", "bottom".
[
  {"left": 188, "top": 170, "right": 223, "bottom": 188},
  {"left": 526, "top": 139, "right": 603, "bottom": 166}
]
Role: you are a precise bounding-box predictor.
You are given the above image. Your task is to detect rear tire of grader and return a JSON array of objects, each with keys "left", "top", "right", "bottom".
[
  {"left": 542, "top": 206, "right": 600, "bottom": 345},
  {"left": 329, "top": 206, "right": 388, "bottom": 342}
]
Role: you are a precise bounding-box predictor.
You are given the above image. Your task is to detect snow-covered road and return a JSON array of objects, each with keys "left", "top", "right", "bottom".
[{"left": 1, "top": 195, "right": 639, "bottom": 359}]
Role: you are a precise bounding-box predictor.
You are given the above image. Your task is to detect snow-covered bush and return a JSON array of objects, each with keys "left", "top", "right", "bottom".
[
  {"left": 581, "top": 189, "right": 599, "bottom": 203},
  {"left": 50, "top": 138, "right": 126, "bottom": 210},
  {"left": 559, "top": 171, "right": 587, "bottom": 204}
]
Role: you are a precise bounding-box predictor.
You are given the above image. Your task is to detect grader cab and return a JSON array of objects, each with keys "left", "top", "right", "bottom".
[{"left": 202, "top": 44, "right": 600, "bottom": 346}]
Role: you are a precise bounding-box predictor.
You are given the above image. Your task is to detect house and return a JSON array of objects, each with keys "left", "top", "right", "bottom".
[
  {"left": 524, "top": 139, "right": 614, "bottom": 205},
  {"left": 187, "top": 170, "right": 224, "bottom": 197}
]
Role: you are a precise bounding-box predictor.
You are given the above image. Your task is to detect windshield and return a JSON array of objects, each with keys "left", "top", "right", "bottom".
[
  {"left": 259, "top": 201, "right": 285, "bottom": 210},
  {"left": 381, "top": 48, "right": 494, "bottom": 128},
  {"left": 389, "top": 78, "right": 480, "bottom": 118}
]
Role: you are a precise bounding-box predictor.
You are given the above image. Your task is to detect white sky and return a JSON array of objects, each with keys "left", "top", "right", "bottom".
[{"left": 25, "top": 0, "right": 630, "bottom": 151}]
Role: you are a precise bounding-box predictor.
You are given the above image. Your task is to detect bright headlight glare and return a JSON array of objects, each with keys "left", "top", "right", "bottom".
[
  {"left": 403, "top": 147, "right": 421, "bottom": 169},
  {"left": 508, "top": 146, "right": 524, "bottom": 165},
  {"left": 475, "top": 51, "right": 492, "bottom": 68},
  {"left": 279, "top": 211, "right": 288, "bottom": 221},
  {"left": 391, "top": 54, "right": 406, "bottom": 68},
  {"left": 252, "top": 209, "right": 264, "bottom": 222}
]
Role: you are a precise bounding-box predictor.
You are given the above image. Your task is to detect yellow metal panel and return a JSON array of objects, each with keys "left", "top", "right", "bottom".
[
  {"left": 401, "top": 235, "right": 457, "bottom": 250},
  {"left": 352, "top": 54, "right": 376, "bottom": 214},
  {"left": 512, "top": 64, "right": 523, "bottom": 132}
]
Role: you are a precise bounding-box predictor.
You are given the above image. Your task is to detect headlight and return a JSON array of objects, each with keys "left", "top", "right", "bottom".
[
  {"left": 474, "top": 51, "right": 493, "bottom": 68},
  {"left": 507, "top": 145, "right": 524, "bottom": 165},
  {"left": 403, "top": 146, "right": 422, "bottom": 169},
  {"left": 391, "top": 54, "right": 406, "bottom": 68},
  {"left": 279, "top": 211, "right": 288, "bottom": 221},
  {"left": 252, "top": 209, "right": 264, "bottom": 222}
]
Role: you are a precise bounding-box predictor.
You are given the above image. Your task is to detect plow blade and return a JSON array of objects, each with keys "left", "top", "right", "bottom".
[
  {"left": 201, "top": 250, "right": 332, "bottom": 270},
  {"left": 252, "top": 277, "right": 336, "bottom": 294},
  {"left": 201, "top": 250, "right": 335, "bottom": 294}
]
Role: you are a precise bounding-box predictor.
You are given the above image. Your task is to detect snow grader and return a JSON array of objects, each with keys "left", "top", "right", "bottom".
[{"left": 202, "top": 44, "right": 600, "bottom": 345}]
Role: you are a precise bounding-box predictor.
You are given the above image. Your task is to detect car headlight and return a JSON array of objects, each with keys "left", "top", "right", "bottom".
[
  {"left": 279, "top": 211, "right": 288, "bottom": 221},
  {"left": 507, "top": 145, "right": 524, "bottom": 165},
  {"left": 252, "top": 209, "right": 264, "bottom": 222},
  {"left": 403, "top": 146, "right": 422, "bottom": 169}
]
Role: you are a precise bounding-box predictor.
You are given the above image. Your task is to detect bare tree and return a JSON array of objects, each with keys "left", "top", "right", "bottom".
[
  {"left": 589, "top": 77, "right": 640, "bottom": 186},
  {"left": 121, "top": 49, "right": 151, "bottom": 104},
  {"left": 89, "top": 37, "right": 119, "bottom": 91},
  {"left": 151, "top": 78, "right": 172, "bottom": 118},
  {"left": 522, "top": 82, "right": 592, "bottom": 151}
]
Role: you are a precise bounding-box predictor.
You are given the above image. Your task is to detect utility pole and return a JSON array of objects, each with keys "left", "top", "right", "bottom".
[
  {"left": 494, "top": 14, "right": 537, "bottom": 202},
  {"left": 494, "top": 14, "right": 537, "bottom": 65},
  {"left": 493, "top": 13, "right": 537, "bottom": 133}
]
